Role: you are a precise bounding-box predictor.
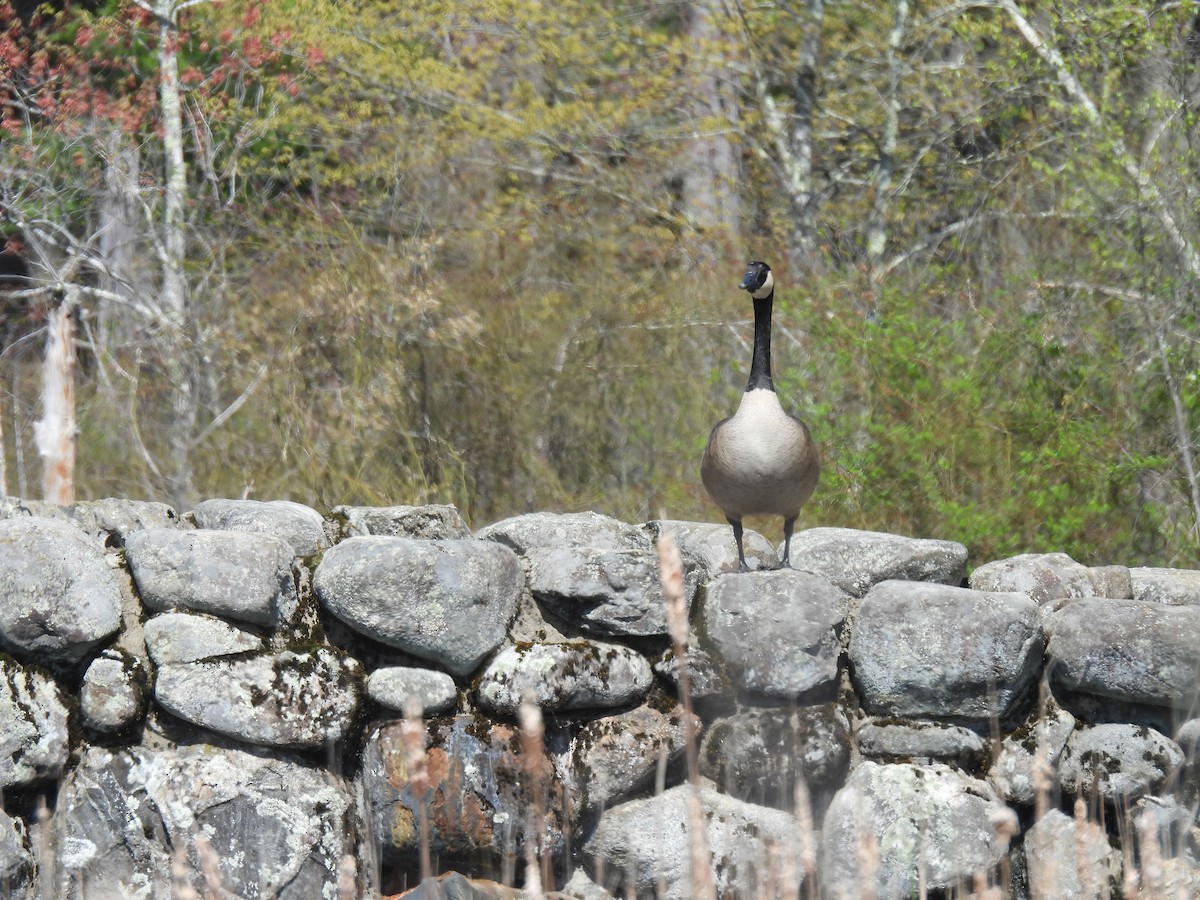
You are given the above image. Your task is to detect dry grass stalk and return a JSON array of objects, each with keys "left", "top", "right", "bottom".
[
  {"left": 337, "top": 853, "right": 357, "bottom": 900},
  {"left": 401, "top": 695, "right": 433, "bottom": 883},
  {"left": 794, "top": 778, "right": 818, "bottom": 900},
  {"left": 1136, "top": 809, "right": 1165, "bottom": 899},
  {"left": 170, "top": 845, "right": 201, "bottom": 900},
  {"left": 656, "top": 534, "right": 716, "bottom": 900},
  {"left": 990, "top": 805, "right": 1018, "bottom": 899},
  {"left": 193, "top": 832, "right": 224, "bottom": 895},
  {"left": 856, "top": 825, "right": 880, "bottom": 900},
  {"left": 518, "top": 698, "right": 550, "bottom": 898}
]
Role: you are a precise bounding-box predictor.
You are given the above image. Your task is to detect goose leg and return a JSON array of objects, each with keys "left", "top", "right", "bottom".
[
  {"left": 781, "top": 516, "right": 797, "bottom": 568},
  {"left": 729, "top": 518, "right": 749, "bottom": 572}
]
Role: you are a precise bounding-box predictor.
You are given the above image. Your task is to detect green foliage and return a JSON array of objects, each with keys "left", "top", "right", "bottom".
[{"left": 783, "top": 283, "right": 1173, "bottom": 565}]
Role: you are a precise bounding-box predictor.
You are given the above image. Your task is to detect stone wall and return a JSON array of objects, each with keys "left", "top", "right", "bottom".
[{"left": 0, "top": 496, "right": 1197, "bottom": 898}]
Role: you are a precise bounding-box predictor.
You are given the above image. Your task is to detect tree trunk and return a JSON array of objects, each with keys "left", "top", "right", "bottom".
[
  {"left": 35, "top": 295, "right": 77, "bottom": 506},
  {"left": 97, "top": 128, "right": 142, "bottom": 348},
  {"left": 681, "top": 0, "right": 741, "bottom": 254},
  {"left": 865, "top": 0, "right": 908, "bottom": 277},
  {"left": 155, "top": 0, "right": 197, "bottom": 507},
  {"left": 786, "top": 0, "right": 824, "bottom": 271}
]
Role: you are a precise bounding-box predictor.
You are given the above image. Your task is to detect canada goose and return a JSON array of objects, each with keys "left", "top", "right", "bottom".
[{"left": 701, "top": 261, "right": 820, "bottom": 571}]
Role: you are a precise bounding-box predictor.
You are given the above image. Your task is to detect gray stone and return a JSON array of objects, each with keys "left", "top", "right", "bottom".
[
  {"left": 476, "top": 641, "right": 652, "bottom": 716},
  {"left": 1130, "top": 566, "right": 1200, "bottom": 605},
  {"left": 584, "top": 780, "right": 803, "bottom": 900},
  {"left": 0, "top": 517, "right": 122, "bottom": 661},
  {"left": 191, "top": 498, "right": 329, "bottom": 557},
  {"left": 366, "top": 666, "right": 458, "bottom": 715},
  {"left": 849, "top": 580, "right": 1043, "bottom": 721},
  {"left": 561, "top": 868, "right": 615, "bottom": 899},
  {"left": 857, "top": 721, "right": 986, "bottom": 764},
  {"left": 702, "top": 569, "right": 849, "bottom": 699},
  {"left": 1044, "top": 598, "right": 1200, "bottom": 709},
  {"left": 652, "top": 645, "right": 732, "bottom": 702},
  {"left": 1023, "top": 808, "right": 1121, "bottom": 899},
  {"left": 362, "top": 714, "right": 568, "bottom": 861},
  {"left": 125, "top": 528, "right": 298, "bottom": 628},
  {"left": 787, "top": 526, "right": 967, "bottom": 597},
  {"left": 699, "top": 704, "right": 851, "bottom": 808},
  {"left": 1058, "top": 723, "right": 1183, "bottom": 804},
  {"left": 68, "top": 498, "right": 182, "bottom": 544},
  {"left": 526, "top": 546, "right": 688, "bottom": 637},
  {"left": 646, "top": 520, "right": 778, "bottom": 576},
  {"left": 820, "top": 761, "right": 1012, "bottom": 900},
  {"left": 333, "top": 503, "right": 471, "bottom": 540},
  {"left": 80, "top": 650, "right": 146, "bottom": 734},
  {"left": 313, "top": 536, "right": 522, "bottom": 677},
  {"left": 0, "top": 809, "right": 31, "bottom": 899},
  {"left": 0, "top": 658, "right": 69, "bottom": 789},
  {"left": 1128, "top": 794, "right": 1197, "bottom": 860},
  {"left": 970, "top": 551, "right": 1131, "bottom": 605},
  {"left": 475, "top": 511, "right": 650, "bottom": 555},
  {"left": 573, "top": 704, "right": 700, "bottom": 813},
  {"left": 989, "top": 705, "right": 1076, "bottom": 805},
  {"left": 56, "top": 744, "right": 355, "bottom": 899},
  {"left": 154, "top": 649, "right": 361, "bottom": 749},
  {"left": 1178, "top": 718, "right": 1200, "bottom": 809},
  {"left": 397, "top": 873, "right": 522, "bottom": 899},
  {"left": 142, "top": 612, "right": 262, "bottom": 665}
]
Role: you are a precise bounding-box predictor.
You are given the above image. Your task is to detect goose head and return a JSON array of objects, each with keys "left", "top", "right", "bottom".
[{"left": 740, "top": 261, "right": 774, "bottom": 300}]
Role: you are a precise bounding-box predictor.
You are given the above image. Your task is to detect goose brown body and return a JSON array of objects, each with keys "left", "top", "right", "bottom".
[{"left": 701, "top": 262, "right": 820, "bottom": 569}]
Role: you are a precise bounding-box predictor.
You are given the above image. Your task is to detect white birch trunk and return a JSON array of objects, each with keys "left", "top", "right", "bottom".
[
  {"left": 35, "top": 297, "right": 77, "bottom": 506},
  {"left": 155, "top": 0, "right": 198, "bottom": 506}
]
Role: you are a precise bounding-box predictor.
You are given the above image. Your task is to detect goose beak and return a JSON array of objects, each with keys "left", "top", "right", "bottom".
[{"left": 739, "top": 271, "right": 756, "bottom": 291}]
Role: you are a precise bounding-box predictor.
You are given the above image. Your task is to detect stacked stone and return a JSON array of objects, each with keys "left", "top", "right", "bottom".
[{"left": 0, "top": 495, "right": 1196, "bottom": 898}]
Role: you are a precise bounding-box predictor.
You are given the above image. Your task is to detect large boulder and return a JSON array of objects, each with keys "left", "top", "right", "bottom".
[
  {"left": 475, "top": 641, "right": 652, "bottom": 717},
  {"left": 0, "top": 517, "right": 123, "bottom": 662},
  {"left": 1057, "top": 723, "right": 1184, "bottom": 804},
  {"left": 584, "top": 780, "right": 803, "bottom": 899},
  {"left": 820, "top": 761, "right": 1013, "bottom": 900},
  {"left": 125, "top": 528, "right": 298, "bottom": 628},
  {"left": 849, "top": 580, "right": 1043, "bottom": 721},
  {"left": 0, "top": 658, "right": 69, "bottom": 789},
  {"left": 988, "top": 705, "right": 1076, "bottom": 805},
  {"left": 1022, "top": 809, "right": 1121, "bottom": 898},
  {"left": 573, "top": 704, "right": 700, "bottom": 814},
  {"left": 970, "top": 552, "right": 1130, "bottom": 605},
  {"left": 702, "top": 569, "right": 849, "bottom": 699},
  {"left": 313, "top": 537, "right": 522, "bottom": 677},
  {"left": 787, "top": 527, "right": 967, "bottom": 597},
  {"left": 66, "top": 498, "right": 181, "bottom": 545},
  {"left": 56, "top": 744, "right": 357, "bottom": 899},
  {"left": 856, "top": 721, "right": 986, "bottom": 766},
  {"left": 190, "top": 498, "right": 329, "bottom": 557},
  {"left": 1129, "top": 566, "right": 1200, "bottom": 605},
  {"left": 475, "top": 511, "right": 649, "bottom": 555},
  {"left": 1044, "top": 598, "right": 1200, "bottom": 710},
  {"left": 154, "top": 649, "right": 362, "bottom": 749},
  {"left": 80, "top": 649, "right": 147, "bottom": 734},
  {"left": 142, "top": 612, "right": 262, "bottom": 665},
  {"left": 362, "top": 714, "right": 568, "bottom": 862},
  {"left": 366, "top": 666, "right": 458, "bottom": 716},
  {"left": 333, "top": 503, "right": 471, "bottom": 540},
  {"left": 699, "top": 704, "right": 851, "bottom": 809},
  {"left": 525, "top": 546, "right": 689, "bottom": 637}
]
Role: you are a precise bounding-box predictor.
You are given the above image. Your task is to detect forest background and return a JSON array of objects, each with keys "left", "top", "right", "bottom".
[{"left": 1, "top": 0, "right": 1199, "bottom": 568}]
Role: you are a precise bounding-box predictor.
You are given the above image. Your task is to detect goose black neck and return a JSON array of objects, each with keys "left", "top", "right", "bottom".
[{"left": 747, "top": 292, "right": 775, "bottom": 392}]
